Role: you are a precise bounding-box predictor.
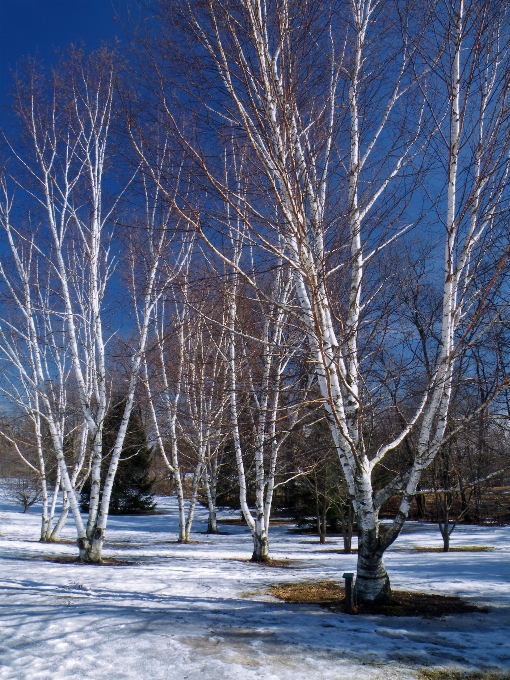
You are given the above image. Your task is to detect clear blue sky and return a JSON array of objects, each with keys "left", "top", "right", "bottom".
[{"left": 0, "top": 0, "right": 127, "bottom": 106}]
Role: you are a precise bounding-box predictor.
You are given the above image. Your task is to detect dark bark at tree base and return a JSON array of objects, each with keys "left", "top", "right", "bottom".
[
  {"left": 79, "top": 553, "right": 103, "bottom": 563},
  {"left": 77, "top": 531, "right": 104, "bottom": 563},
  {"left": 439, "top": 517, "right": 451, "bottom": 552},
  {"left": 356, "top": 529, "right": 392, "bottom": 604},
  {"left": 251, "top": 533, "right": 269, "bottom": 562},
  {"left": 342, "top": 505, "right": 354, "bottom": 554},
  {"left": 250, "top": 553, "right": 271, "bottom": 563},
  {"left": 355, "top": 569, "right": 392, "bottom": 604},
  {"left": 207, "top": 507, "right": 218, "bottom": 534}
]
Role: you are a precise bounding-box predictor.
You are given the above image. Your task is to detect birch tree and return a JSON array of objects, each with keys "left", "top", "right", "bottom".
[
  {"left": 219, "top": 208, "right": 310, "bottom": 560},
  {"left": 0, "top": 189, "right": 92, "bottom": 541},
  {"left": 143, "top": 296, "right": 189, "bottom": 541},
  {"left": 178, "top": 292, "right": 228, "bottom": 537},
  {"left": 136, "top": 0, "right": 510, "bottom": 600},
  {"left": 134, "top": 147, "right": 195, "bottom": 543},
  {"left": 2, "top": 48, "right": 189, "bottom": 561}
]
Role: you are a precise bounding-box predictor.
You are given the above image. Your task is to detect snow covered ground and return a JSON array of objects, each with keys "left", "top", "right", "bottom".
[{"left": 0, "top": 497, "right": 509, "bottom": 680}]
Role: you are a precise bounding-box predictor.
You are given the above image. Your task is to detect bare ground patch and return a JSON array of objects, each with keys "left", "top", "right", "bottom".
[
  {"left": 412, "top": 546, "right": 493, "bottom": 552},
  {"left": 227, "top": 557, "right": 304, "bottom": 568},
  {"left": 417, "top": 670, "right": 510, "bottom": 680},
  {"left": 39, "top": 555, "right": 140, "bottom": 566},
  {"left": 267, "top": 580, "right": 488, "bottom": 617},
  {"left": 269, "top": 580, "right": 345, "bottom": 606}
]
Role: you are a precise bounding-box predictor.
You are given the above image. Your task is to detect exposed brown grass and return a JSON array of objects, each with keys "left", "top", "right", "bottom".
[
  {"left": 227, "top": 557, "right": 302, "bottom": 568},
  {"left": 41, "top": 555, "right": 138, "bottom": 566},
  {"left": 418, "top": 670, "right": 510, "bottom": 680},
  {"left": 268, "top": 580, "right": 487, "bottom": 617},
  {"left": 413, "top": 546, "right": 493, "bottom": 552},
  {"left": 270, "top": 580, "right": 345, "bottom": 606},
  {"left": 217, "top": 517, "right": 294, "bottom": 526}
]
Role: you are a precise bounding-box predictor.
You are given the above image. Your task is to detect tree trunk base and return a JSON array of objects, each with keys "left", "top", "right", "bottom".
[
  {"left": 356, "top": 550, "right": 392, "bottom": 604},
  {"left": 251, "top": 533, "right": 270, "bottom": 562},
  {"left": 77, "top": 531, "right": 104, "bottom": 563},
  {"left": 250, "top": 553, "right": 271, "bottom": 563},
  {"left": 355, "top": 573, "right": 392, "bottom": 604}
]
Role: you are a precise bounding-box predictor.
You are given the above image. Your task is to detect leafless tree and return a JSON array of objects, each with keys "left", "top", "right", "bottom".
[
  {"left": 0, "top": 49, "right": 190, "bottom": 562},
  {"left": 132, "top": 0, "right": 510, "bottom": 600}
]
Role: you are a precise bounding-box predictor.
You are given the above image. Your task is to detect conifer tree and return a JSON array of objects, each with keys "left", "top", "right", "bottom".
[{"left": 80, "top": 399, "right": 155, "bottom": 515}]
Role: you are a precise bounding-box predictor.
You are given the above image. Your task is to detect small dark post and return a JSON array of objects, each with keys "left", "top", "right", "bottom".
[{"left": 343, "top": 572, "right": 355, "bottom": 613}]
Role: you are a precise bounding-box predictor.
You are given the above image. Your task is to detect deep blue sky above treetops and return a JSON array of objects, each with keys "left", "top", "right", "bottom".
[{"left": 0, "top": 0, "right": 128, "bottom": 112}]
